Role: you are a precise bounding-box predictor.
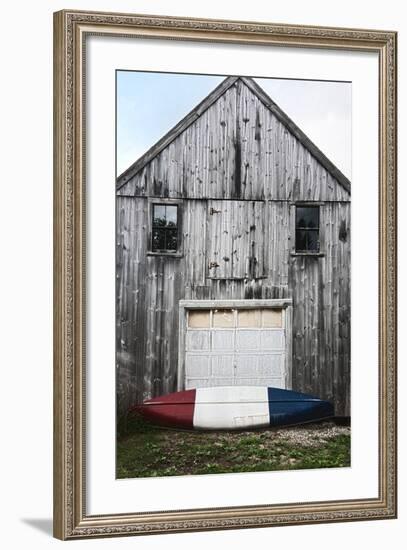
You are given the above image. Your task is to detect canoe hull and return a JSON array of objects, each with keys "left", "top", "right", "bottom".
[{"left": 131, "top": 386, "right": 334, "bottom": 430}]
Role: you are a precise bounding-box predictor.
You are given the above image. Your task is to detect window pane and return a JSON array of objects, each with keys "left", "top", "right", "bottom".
[
  {"left": 262, "top": 309, "right": 282, "bottom": 328},
  {"left": 238, "top": 309, "right": 261, "bottom": 328},
  {"left": 188, "top": 310, "right": 210, "bottom": 328},
  {"left": 295, "top": 206, "right": 320, "bottom": 252},
  {"left": 165, "top": 205, "right": 177, "bottom": 227},
  {"left": 153, "top": 205, "right": 166, "bottom": 226},
  {"left": 152, "top": 228, "right": 165, "bottom": 251},
  {"left": 295, "top": 229, "right": 307, "bottom": 251},
  {"left": 296, "top": 206, "right": 319, "bottom": 229},
  {"left": 165, "top": 228, "right": 178, "bottom": 251},
  {"left": 306, "top": 230, "right": 319, "bottom": 252},
  {"left": 213, "top": 309, "right": 235, "bottom": 328},
  {"left": 151, "top": 204, "right": 179, "bottom": 252}
]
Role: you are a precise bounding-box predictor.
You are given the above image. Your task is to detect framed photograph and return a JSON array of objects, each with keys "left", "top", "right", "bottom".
[{"left": 53, "top": 9, "right": 397, "bottom": 540}]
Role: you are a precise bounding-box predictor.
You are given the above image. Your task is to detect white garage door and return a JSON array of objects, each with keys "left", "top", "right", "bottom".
[{"left": 184, "top": 308, "right": 287, "bottom": 390}]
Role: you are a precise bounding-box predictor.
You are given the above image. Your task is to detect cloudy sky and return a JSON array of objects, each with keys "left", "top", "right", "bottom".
[{"left": 116, "top": 71, "right": 351, "bottom": 179}]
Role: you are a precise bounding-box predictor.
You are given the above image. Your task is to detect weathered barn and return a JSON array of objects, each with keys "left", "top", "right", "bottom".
[{"left": 116, "top": 76, "right": 351, "bottom": 417}]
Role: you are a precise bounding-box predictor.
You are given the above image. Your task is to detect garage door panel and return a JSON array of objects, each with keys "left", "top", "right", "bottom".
[
  {"left": 235, "top": 355, "right": 258, "bottom": 375},
  {"left": 185, "top": 378, "right": 211, "bottom": 390},
  {"left": 235, "top": 354, "right": 283, "bottom": 377},
  {"left": 259, "top": 354, "right": 284, "bottom": 375},
  {"left": 184, "top": 306, "right": 288, "bottom": 391},
  {"left": 185, "top": 354, "right": 210, "bottom": 378},
  {"left": 236, "top": 330, "right": 261, "bottom": 351},
  {"left": 211, "top": 355, "right": 234, "bottom": 377},
  {"left": 209, "top": 377, "right": 236, "bottom": 387},
  {"left": 189, "top": 377, "right": 236, "bottom": 388},
  {"left": 233, "top": 377, "right": 269, "bottom": 387},
  {"left": 236, "top": 377, "right": 285, "bottom": 388},
  {"left": 260, "top": 330, "right": 284, "bottom": 350},
  {"left": 186, "top": 330, "right": 210, "bottom": 351},
  {"left": 212, "top": 330, "right": 234, "bottom": 351}
]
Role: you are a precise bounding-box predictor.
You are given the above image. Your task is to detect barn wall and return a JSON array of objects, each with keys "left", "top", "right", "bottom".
[
  {"left": 117, "top": 197, "right": 350, "bottom": 416},
  {"left": 290, "top": 202, "right": 351, "bottom": 415},
  {"left": 116, "top": 78, "right": 351, "bottom": 418}
]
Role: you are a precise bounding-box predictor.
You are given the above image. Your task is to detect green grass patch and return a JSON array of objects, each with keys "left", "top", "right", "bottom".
[{"left": 116, "top": 414, "right": 350, "bottom": 479}]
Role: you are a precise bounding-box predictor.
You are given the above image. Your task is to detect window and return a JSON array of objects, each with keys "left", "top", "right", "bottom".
[
  {"left": 151, "top": 204, "right": 178, "bottom": 252},
  {"left": 295, "top": 206, "right": 320, "bottom": 253}
]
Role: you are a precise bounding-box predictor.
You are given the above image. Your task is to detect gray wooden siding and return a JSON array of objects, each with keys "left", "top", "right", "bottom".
[{"left": 206, "top": 201, "right": 265, "bottom": 280}]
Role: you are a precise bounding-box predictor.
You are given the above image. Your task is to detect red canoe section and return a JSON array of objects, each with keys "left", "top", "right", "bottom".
[{"left": 131, "top": 389, "right": 196, "bottom": 429}]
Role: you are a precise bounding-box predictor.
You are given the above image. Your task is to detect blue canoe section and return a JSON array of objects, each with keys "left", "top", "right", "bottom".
[{"left": 267, "top": 387, "right": 334, "bottom": 426}]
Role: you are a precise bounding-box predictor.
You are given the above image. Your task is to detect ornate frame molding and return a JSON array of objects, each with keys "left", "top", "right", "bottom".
[{"left": 53, "top": 10, "right": 397, "bottom": 540}]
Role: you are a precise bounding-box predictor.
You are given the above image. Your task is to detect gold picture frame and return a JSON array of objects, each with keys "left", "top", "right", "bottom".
[{"left": 53, "top": 9, "right": 397, "bottom": 540}]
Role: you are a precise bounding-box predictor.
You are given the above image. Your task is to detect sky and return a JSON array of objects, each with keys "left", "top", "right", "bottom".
[{"left": 116, "top": 71, "right": 351, "bottom": 179}]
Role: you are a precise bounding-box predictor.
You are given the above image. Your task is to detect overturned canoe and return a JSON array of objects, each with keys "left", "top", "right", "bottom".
[{"left": 130, "top": 386, "right": 334, "bottom": 430}]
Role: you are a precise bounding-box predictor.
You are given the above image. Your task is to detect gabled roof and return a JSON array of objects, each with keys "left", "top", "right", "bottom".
[{"left": 117, "top": 76, "right": 351, "bottom": 193}]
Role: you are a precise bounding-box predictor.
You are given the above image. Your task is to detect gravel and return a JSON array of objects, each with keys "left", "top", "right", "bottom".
[{"left": 268, "top": 422, "right": 350, "bottom": 447}]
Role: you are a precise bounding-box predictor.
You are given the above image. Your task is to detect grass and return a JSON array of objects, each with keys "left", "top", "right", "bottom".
[{"left": 116, "top": 413, "right": 350, "bottom": 479}]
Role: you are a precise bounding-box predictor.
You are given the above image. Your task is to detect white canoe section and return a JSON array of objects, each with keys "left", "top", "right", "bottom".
[{"left": 193, "top": 386, "right": 270, "bottom": 430}]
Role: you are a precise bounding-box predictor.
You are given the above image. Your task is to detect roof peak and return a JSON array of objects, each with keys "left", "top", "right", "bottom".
[{"left": 117, "top": 75, "right": 350, "bottom": 193}]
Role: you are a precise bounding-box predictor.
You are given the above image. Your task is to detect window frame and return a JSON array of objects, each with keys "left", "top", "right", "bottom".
[
  {"left": 290, "top": 202, "right": 325, "bottom": 257},
  {"left": 147, "top": 198, "right": 183, "bottom": 257}
]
